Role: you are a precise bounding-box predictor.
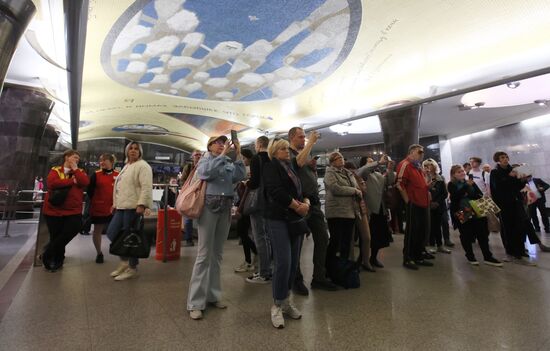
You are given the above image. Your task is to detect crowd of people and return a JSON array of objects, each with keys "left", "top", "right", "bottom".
[{"left": 40, "top": 129, "right": 549, "bottom": 329}]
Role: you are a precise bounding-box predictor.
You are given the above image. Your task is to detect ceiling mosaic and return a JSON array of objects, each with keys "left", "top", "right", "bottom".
[
  {"left": 77, "top": 0, "right": 550, "bottom": 151},
  {"left": 102, "top": 0, "right": 361, "bottom": 102},
  {"left": 112, "top": 123, "right": 200, "bottom": 140},
  {"left": 162, "top": 113, "right": 249, "bottom": 136}
]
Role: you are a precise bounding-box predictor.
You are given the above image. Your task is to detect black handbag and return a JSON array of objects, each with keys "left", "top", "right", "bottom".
[
  {"left": 109, "top": 215, "right": 150, "bottom": 258},
  {"left": 243, "top": 188, "right": 261, "bottom": 215},
  {"left": 48, "top": 186, "right": 72, "bottom": 206},
  {"left": 326, "top": 256, "right": 360, "bottom": 289},
  {"left": 287, "top": 211, "right": 310, "bottom": 237}
]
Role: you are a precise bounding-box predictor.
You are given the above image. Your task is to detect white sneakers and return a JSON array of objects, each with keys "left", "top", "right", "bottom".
[
  {"left": 246, "top": 273, "right": 271, "bottom": 284},
  {"left": 271, "top": 299, "right": 302, "bottom": 329},
  {"left": 114, "top": 268, "right": 138, "bottom": 281},
  {"left": 189, "top": 310, "right": 203, "bottom": 320},
  {"left": 281, "top": 300, "right": 302, "bottom": 320},
  {"left": 189, "top": 301, "right": 226, "bottom": 320},
  {"left": 271, "top": 305, "right": 284, "bottom": 329},
  {"left": 110, "top": 262, "right": 129, "bottom": 277},
  {"left": 234, "top": 261, "right": 255, "bottom": 273}
]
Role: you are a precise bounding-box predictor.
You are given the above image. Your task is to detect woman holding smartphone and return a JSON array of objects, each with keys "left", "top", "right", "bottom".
[{"left": 187, "top": 135, "right": 246, "bottom": 320}]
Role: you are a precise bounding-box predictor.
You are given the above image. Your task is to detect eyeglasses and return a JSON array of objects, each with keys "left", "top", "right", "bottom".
[
  {"left": 213, "top": 140, "right": 225, "bottom": 145},
  {"left": 417, "top": 150, "right": 424, "bottom": 154}
]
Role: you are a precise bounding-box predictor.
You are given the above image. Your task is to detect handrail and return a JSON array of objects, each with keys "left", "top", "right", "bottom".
[
  {"left": 1, "top": 189, "right": 45, "bottom": 237},
  {"left": 4, "top": 186, "right": 182, "bottom": 260}
]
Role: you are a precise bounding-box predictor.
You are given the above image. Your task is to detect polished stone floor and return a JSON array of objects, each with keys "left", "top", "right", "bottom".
[{"left": 1, "top": 228, "right": 550, "bottom": 351}]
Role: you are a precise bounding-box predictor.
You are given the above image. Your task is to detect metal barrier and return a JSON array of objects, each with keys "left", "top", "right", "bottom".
[
  {"left": 0, "top": 190, "right": 12, "bottom": 237},
  {"left": 1, "top": 185, "right": 181, "bottom": 265},
  {"left": 0, "top": 189, "right": 44, "bottom": 238}
]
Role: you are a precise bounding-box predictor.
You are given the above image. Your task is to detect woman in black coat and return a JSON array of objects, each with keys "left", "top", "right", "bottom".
[
  {"left": 263, "top": 138, "right": 309, "bottom": 329},
  {"left": 448, "top": 165, "right": 502, "bottom": 267},
  {"left": 422, "top": 159, "right": 451, "bottom": 254}
]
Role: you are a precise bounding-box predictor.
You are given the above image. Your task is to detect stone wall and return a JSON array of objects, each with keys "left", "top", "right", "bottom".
[{"left": 0, "top": 86, "right": 55, "bottom": 191}]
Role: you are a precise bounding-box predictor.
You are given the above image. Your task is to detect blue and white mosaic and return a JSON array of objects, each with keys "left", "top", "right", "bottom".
[{"left": 102, "top": 0, "right": 361, "bottom": 101}]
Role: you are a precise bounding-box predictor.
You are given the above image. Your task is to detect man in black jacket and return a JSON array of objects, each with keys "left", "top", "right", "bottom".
[
  {"left": 490, "top": 151, "right": 533, "bottom": 264},
  {"left": 527, "top": 176, "right": 550, "bottom": 233},
  {"left": 245, "top": 136, "right": 273, "bottom": 284}
]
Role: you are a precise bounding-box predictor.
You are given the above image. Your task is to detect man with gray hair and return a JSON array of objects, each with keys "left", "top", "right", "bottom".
[{"left": 396, "top": 144, "right": 433, "bottom": 270}]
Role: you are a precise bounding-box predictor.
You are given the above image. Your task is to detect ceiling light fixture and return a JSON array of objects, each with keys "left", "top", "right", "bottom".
[
  {"left": 329, "top": 116, "right": 381, "bottom": 135},
  {"left": 506, "top": 81, "right": 521, "bottom": 89},
  {"left": 458, "top": 102, "right": 485, "bottom": 111}
]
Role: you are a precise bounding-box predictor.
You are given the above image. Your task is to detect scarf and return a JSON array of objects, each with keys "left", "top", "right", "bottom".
[{"left": 279, "top": 160, "right": 302, "bottom": 197}]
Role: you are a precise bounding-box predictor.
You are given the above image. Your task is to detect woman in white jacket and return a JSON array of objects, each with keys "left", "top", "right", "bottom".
[{"left": 106, "top": 142, "right": 153, "bottom": 281}]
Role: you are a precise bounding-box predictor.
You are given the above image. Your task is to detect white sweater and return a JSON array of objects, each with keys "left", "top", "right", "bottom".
[{"left": 113, "top": 159, "right": 153, "bottom": 209}]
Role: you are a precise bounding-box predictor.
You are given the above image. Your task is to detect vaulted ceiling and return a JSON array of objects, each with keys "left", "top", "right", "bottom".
[{"left": 8, "top": 0, "right": 550, "bottom": 150}]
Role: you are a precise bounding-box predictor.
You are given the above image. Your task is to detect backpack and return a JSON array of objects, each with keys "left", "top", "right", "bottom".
[{"left": 326, "top": 256, "right": 360, "bottom": 289}]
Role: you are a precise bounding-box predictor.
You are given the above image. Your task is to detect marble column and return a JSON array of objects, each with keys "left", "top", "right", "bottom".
[
  {"left": 379, "top": 104, "right": 422, "bottom": 162},
  {"left": 36, "top": 125, "right": 60, "bottom": 179},
  {"left": 0, "top": 85, "right": 54, "bottom": 191},
  {"left": 0, "top": 0, "right": 36, "bottom": 93}
]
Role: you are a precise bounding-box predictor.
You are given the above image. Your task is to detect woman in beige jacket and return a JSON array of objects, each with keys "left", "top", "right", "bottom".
[
  {"left": 324, "top": 152, "right": 361, "bottom": 263},
  {"left": 106, "top": 141, "right": 153, "bottom": 281}
]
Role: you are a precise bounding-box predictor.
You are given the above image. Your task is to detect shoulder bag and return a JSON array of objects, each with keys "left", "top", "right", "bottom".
[
  {"left": 286, "top": 210, "right": 310, "bottom": 237},
  {"left": 175, "top": 167, "right": 206, "bottom": 219},
  {"left": 48, "top": 186, "right": 72, "bottom": 206},
  {"left": 48, "top": 168, "right": 73, "bottom": 206},
  {"left": 469, "top": 197, "right": 501, "bottom": 218},
  {"left": 109, "top": 215, "right": 150, "bottom": 258}
]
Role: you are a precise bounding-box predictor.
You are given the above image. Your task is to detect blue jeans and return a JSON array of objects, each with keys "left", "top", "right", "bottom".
[
  {"left": 187, "top": 205, "right": 231, "bottom": 310},
  {"left": 184, "top": 217, "right": 193, "bottom": 241},
  {"left": 107, "top": 209, "right": 140, "bottom": 268},
  {"left": 251, "top": 213, "right": 271, "bottom": 277},
  {"left": 266, "top": 219, "right": 302, "bottom": 304}
]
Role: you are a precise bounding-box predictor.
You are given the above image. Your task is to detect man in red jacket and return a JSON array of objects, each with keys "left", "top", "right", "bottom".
[{"left": 396, "top": 144, "right": 432, "bottom": 270}]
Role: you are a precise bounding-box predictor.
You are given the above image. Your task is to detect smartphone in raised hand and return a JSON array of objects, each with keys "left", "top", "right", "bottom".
[{"left": 230, "top": 129, "right": 238, "bottom": 143}]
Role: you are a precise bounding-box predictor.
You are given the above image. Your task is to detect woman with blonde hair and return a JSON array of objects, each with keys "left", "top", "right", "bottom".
[
  {"left": 422, "top": 158, "right": 451, "bottom": 254},
  {"left": 263, "top": 138, "right": 308, "bottom": 329},
  {"left": 88, "top": 153, "right": 118, "bottom": 263},
  {"left": 107, "top": 142, "right": 153, "bottom": 280}
]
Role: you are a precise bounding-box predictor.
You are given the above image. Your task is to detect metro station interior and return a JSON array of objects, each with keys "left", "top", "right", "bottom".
[{"left": 1, "top": 0, "right": 550, "bottom": 350}]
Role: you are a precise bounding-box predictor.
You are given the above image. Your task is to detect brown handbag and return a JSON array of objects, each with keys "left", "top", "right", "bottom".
[{"left": 175, "top": 168, "right": 206, "bottom": 219}]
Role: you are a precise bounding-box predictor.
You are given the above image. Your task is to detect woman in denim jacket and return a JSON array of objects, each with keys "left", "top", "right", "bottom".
[{"left": 187, "top": 135, "right": 246, "bottom": 320}]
